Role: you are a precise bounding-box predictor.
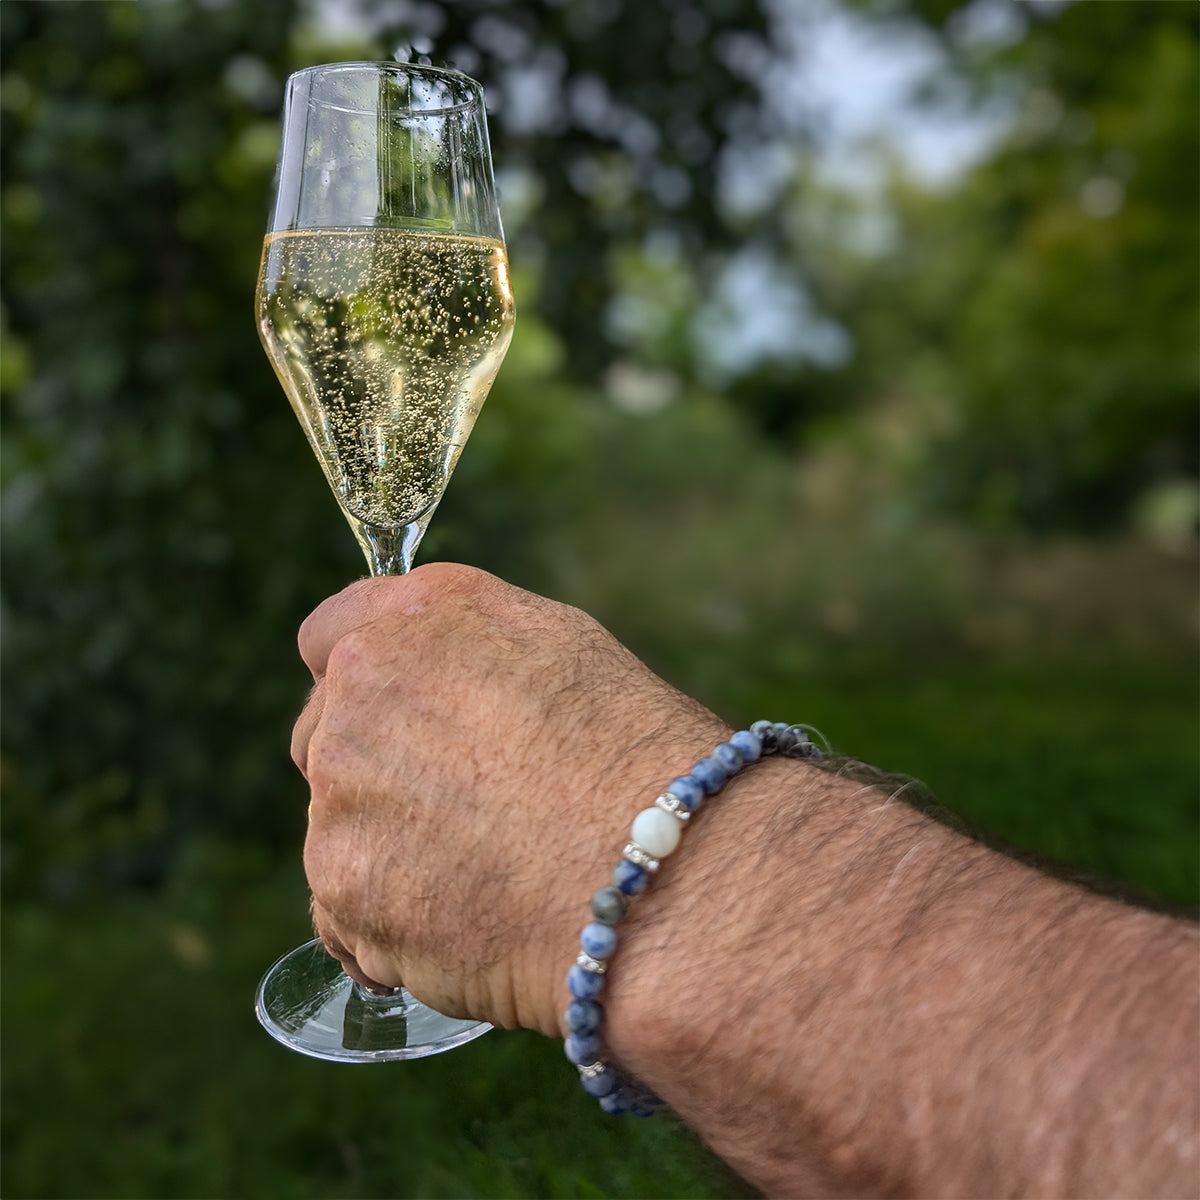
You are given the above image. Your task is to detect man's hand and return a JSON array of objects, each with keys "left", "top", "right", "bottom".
[
  {"left": 291, "top": 562, "right": 726, "bottom": 1036},
  {"left": 290, "top": 564, "right": 1198, "bottom": 1198}
]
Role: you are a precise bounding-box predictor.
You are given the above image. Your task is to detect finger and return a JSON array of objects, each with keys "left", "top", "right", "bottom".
[
  {"left": 311, "top": 903, "right": 404, "bottom": 991},
  {"left": 297, "top": 563, "right": 506, "bottom": 679},
  {"left": 297, "top": 575, "right": 403, "bottom": 679},
  {"left": 290, "top": 678, "right": 326, "bottom": 778}
]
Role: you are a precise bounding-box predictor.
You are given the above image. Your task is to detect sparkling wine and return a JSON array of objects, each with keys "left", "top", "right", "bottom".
[{"left": 257, "top": 227, "right": 514, "bottom": 535}]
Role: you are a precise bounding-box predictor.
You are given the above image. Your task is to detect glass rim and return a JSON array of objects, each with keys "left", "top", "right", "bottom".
[{"left": 285, "top": 61, "right": 485, "bottom": 117}]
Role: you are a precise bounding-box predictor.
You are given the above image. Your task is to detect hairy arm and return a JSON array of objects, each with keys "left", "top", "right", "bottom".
[
  {"left": 602, "top": 756, "right": 1199, "bottom": 1198},
  {"left": 295, "top": 565, "right": 1197, "bottom": 1199}
]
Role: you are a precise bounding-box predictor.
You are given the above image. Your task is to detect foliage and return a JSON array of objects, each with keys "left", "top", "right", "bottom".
[
  {"left": 844, "top": 0, "right": 1200, "bottom": 530},
  {"left": 363, "top": 0, "right": 776, "bottom": 381},
  {"left": 2, "top": 0, "right": 328, "bottom": 898}
]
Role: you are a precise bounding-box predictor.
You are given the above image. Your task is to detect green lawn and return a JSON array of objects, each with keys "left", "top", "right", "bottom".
[
  {"left": 733, "top": 658, "right": 1198, "bottom": 908},
  {"left": 3, "top": 657, "right": 1195, "bottom": 1199}
]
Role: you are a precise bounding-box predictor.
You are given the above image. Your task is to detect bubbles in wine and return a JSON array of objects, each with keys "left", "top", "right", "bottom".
[{"left": 257, "top": 228, "right": 515, "bottom": 529}]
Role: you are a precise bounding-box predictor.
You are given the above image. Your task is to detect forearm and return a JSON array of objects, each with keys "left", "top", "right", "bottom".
[
  {"left": 601, "top": 755, "right": 1199, "bottom": 1198},
  {"left": 294, "top": 569, "right": 1195, "bottom": 1196}
]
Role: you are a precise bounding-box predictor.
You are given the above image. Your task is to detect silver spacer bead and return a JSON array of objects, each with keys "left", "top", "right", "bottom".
[
  {"left": 655, "top": 792, "right": 691, "bottom": 823},
  {"left": 577, "top": 1060, "right": 609, "bottom": 1079},
  {"left": 623, "top": 843, "right": 660, "bottom": 873},
  {"left": 577, "top": 951, "right": 607, "bottom": 974}
]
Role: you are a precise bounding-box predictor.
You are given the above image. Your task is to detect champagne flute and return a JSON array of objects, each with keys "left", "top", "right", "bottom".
[{"left": 253, "top": 62, "right": 515, "bottom": 1062}]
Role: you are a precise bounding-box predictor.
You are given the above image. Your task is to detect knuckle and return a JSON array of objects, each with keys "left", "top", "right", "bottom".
[
  {"left": 353, "top": 941, "right": 404, "bottom": 990},
  {"left": 303, "top": 823, "right": 357, "bottom": 918},
  {"left": 404, "top": 561, "right": 499, "bottom": 609},
  {"left": 296, "top": 607, "right": 322, "bottom": 662},
  {"left": 302, "top": 729, "right": 348, "bottom": 812},
  {"left": 323, "top": 623, "right": 379, "bottom": 684},
  {"left": 289, "top": 730, "right": 307, "bottom": 775},
  {"left": 297, "top": 576, "right": 397, "bottom": 662}
]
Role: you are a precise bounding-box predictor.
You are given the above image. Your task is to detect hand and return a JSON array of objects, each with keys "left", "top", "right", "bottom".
[{"left": 291, "top": 562, "right": 727, "bottom": 1036}]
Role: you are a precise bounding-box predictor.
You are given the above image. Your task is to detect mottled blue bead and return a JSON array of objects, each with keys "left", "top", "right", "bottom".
[
  {"left": 613, "top": 858, "right": 650, "bottom": 895},
  {"left": 565, "top": 998, "right": 603, "bottom": 1036},
  {"left": 775, "top": 725, "right": 800, "bottom": 753},
  {"left": 565, "top": 1032, "right": 603, "bottom": 1064},
  {"left": 599, "top": 1088, "right": 633, "bottom": 1115},
  {"left": 730, "top": 729, "right": 763, "bottom": 762},
  {"left": 580, "top": 1066, "right": 618, "bottom": 1097},
  {"left": 790, "top": 725, "right": 816, "bottom": 751},
  {"left": 581, "top": 921, "right": 618, "bottom": 959},
  {"left": 691, "top": 756, "right": 728, "bottom": 795},
  {"left": 629, "top": 1098, "right": 657, "bottom": 1118},
  {"left": 666, "top": 775, "right": 704, "bottom": 811},
  {"left": 713, "top": 742, "right": 744, "bottom": 772},
  {"left": 751, "top": 719, "right": 778, "bottom": 752},
  {"left": 777, "top": 724, "right": 813, "bottom": 756},
  {"left": 567, "top": 963, "right": 605, "bottom": 1000}
]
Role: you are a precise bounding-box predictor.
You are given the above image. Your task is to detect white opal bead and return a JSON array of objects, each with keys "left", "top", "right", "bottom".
[{"left": 631, "top": 806, "right": 682, "bottom": 858}]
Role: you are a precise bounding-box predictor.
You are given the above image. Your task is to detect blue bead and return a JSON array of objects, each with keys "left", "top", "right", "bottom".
[
  {"left": 565, "top": 1032, "right": 603, "bottom": 1064},
  {"left": 778, "top": 724, "right": 812, "bottom": 755},
  {"left": 730, "top": 729, "right": 763, "bottom": 762},
  {"left": 613, "top": 859, "right": 650, "bottom": 895},
  {"left": 789, "top": 724, "right": 814, "bottom": 749},
  {"left": 599, "top": 1087, "right": 633, "bottom": 1115},
  {"left": 666, "top": 775, "right": 704, "bottom": 811},
  {"left": 580, "top": 1066, "right": 618, "bottom": 1097},
  {"left": 691, "top": 756, "right": 728, "bottom": 795},
  {"left": 565, "top": 998, "right": 603, "bottom": 1036},
  {"left": 751, "top": 719, "right": 778, "bottom": 752},
  {"left": 567, "top": 964, "right": 605, "bottom": 1000},
  {"left": 581, "top": 922, "right": 618, "bottom": 959},
  {"left": 713, "top": 742, "right": 744, "bottom": 772}
]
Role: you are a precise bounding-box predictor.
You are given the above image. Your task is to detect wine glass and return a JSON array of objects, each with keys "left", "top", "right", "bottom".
[{"left": 253, "top": 62, "right": 515, "bottom": 1062}]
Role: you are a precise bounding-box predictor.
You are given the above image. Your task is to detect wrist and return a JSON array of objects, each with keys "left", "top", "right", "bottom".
[
  {"left": 534, "top": 711, "right": 734, "bottom": 1041},
  {"left": 540, "top": 719, "right": 1200, "bottom": 1199},
  {"left": 601, "top": 752, "right": 839, "bottom": 1075},
  {"left": 592, "top": 749, "right": 923, "bottom": 1192},
  {"left": 560, "top": 728, "right": 838, "bottom": 1116}
]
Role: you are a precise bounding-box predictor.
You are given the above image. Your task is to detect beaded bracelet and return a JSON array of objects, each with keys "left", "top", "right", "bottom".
[{"left": 564, "top": 719, "right": 824, "bottom": 1116}]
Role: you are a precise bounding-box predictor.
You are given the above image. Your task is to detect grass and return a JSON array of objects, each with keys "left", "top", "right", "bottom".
[
  {"left": 3, "top": 654, "right": 1196, "bottom": 1198},
  {"left": 731, "top": 657, "right": 1198, "bottom": 908},
  {"left": 3, "top": 850, "right": 750, "bottom": 1200}
]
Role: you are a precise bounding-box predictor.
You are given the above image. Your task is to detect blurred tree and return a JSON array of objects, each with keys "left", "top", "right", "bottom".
[
  {"left": 394, "top": 0, "right": 1198, "bottom": 532},
  {"left": 1, "top": 0, "right": 334, "bottom": 897},
  {"left": 354, "top": 0, "right": 781, "bottom": 382},
  {"left": 0, "top": 0, "right": 799, "bottom": 899},
  {"left": 2, "top": 0, "right": 1195, "bottom": 909},
  {"left": 826, "top": 0, "right": 1199, "bottom": 530}
]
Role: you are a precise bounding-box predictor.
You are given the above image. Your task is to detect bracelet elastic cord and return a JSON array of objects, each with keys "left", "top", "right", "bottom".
[{"left": 564, "top": 719, "right": 823, "bottom": 1116}]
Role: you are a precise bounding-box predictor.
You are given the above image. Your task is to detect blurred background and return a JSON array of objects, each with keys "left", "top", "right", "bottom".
[{"left": 2, "top": 0, "right": 1195, "bottom": 1196}]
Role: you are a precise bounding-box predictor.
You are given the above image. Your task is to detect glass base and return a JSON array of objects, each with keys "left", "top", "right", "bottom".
[{"left": 256, "top": 938, "right": 492, "bottom": 1062}]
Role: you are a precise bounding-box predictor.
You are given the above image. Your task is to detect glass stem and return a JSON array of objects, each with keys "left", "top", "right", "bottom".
[
  {"left": 352, "top": 514, "right": 434, "bottom": 576},
  {"left": 355, "top": 979, "right": 405, "bottom": 1004}
]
